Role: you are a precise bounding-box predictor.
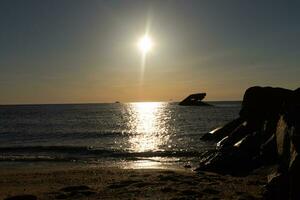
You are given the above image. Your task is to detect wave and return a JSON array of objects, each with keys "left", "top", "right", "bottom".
[
  {"left": 0, "top": 145, "right": 204, "bottom": 161},
  {"left": 0, "top": 130, "right": 131, "bottom": 137}
]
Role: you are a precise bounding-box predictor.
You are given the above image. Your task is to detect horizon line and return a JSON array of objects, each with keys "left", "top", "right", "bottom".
[{"left": 0, "top": 100, "right": 242, "bottom": 106}]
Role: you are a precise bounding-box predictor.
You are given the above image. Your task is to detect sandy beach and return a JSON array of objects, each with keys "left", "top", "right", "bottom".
[{"left": 0, "top": 162, "right": 269, "bottom": 200}]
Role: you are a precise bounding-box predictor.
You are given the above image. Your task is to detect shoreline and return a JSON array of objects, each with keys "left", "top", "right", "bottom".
[{"left": 0, "top": 161, "right": 268, "bottom": 200}]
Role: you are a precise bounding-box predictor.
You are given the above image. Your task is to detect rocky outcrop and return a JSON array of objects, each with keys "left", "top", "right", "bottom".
[
  {"left": 196, "top": 86, "right": 300, "bottom": 199},
  {"left": 201, "top": 118, "right": 244, "bottom": 141},
  {"left": 265, "top": 88, "right": 300, "bottom": 200},
  {"left": 179, "top": 93, "right": 211, "bottom": 106}
]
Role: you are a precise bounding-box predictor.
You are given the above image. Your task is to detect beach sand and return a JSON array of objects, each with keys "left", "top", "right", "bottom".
[{"left": 0, "top": 162, "right": 269, "bottom": 200}]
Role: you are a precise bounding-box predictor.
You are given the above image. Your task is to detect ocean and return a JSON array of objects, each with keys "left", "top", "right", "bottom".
[{"left": 0, "top": 102, "right": 240, "bottom": 169}]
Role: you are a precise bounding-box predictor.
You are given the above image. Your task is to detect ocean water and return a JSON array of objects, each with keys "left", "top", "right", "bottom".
[{"left": 0, "top": 102, "right": 240, "bottom": 168}]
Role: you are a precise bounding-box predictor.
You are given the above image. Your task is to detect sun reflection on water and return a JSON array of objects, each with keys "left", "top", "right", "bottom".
[{"left": 127, "top": 102, "right": 170, "bottom": 152}]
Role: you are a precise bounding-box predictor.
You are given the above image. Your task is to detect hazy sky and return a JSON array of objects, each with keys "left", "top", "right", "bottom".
[{"left": 0, "top": 0, "right": 299, "bottom": 104}]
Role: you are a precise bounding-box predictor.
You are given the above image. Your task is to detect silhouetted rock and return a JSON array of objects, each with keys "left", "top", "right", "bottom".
[
  {"left": 265, "top": 88, "right": 300, "bottom": 200},
  {"left": 201, "top": 86, "right": 292, "bottom": 142},
  {"left": 239, "top": 86, "right": 292, "bottom": 121},
  {"left": 197, "top": 86, "right": 299, "bottom": 199},
  {"left": 201, "top": 118, "right": 244, "bottom": 141},
  {"left": 179, "top": 93, "right": 211, "bottom": 106}
]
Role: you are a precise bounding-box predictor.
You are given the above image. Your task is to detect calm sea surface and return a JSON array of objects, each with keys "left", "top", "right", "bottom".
[{"left": 0, "top": 102, "right": 240, "bottom": 168}]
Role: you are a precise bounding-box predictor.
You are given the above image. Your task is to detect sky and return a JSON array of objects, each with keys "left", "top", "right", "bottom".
[{"left": 0, "top": 0, "right": 299, "bottom": 104}]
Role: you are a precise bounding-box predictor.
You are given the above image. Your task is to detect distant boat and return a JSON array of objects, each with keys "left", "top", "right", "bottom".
[
  {"left": 115, "top": 101, "right": 120, "bottom": 104},
  {"left": 179, "top": 93, "right": 212, "bottom": 106}
]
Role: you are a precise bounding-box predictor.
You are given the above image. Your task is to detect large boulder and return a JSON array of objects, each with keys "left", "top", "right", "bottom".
[
  {"left": 201, "top": 86, "right": 293, "bottom": 142},
  {"left": 197, "top": 86, "right": 295, "bottom": 173},
  {"left": 201, "top": 118, "right": 244, "bottom": 141},
  {"left": 196, "top": 86, "right": 299, "bottom": 199},
  {"left": 265, "top": 88, "right": 300, "bottom": 200},
  {"left": 239, "top": 86, "right": 292, "bottom": 120}
]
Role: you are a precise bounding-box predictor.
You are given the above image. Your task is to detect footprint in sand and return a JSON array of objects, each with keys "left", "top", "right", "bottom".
[
  {"left": 202, "top": 188, "right": 220, "bottom": 195},
  {"left": 107, "top": 180, "right": 139, "bottom": 189},
  {"left": 180, "top": 189, "right": 200, "bottom": 196},
  {"left": 236, "top": 193, "right": 256, "bottom": 200},
  {"left": 133, "top": 182, "right": 154, "bottom": 188},
  {"left": 157, "top": 174, "right": 179, "bottom": 182},
  {"left": 4, "top": 195, "right": 37, "bottom": 200},
  {"left": 160, "top": 187, "right": 178, "bottom": 193},
  {"left": 176, "top": 189, "right": 203, "bottom": 199},
  {"left": 55, "top": 185, "right": 96, "bottom": 199}
]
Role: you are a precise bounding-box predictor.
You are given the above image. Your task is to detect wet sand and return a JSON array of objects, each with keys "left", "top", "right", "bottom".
[{"left": 0, "top": 163, "right": 268, "bottom": 200}]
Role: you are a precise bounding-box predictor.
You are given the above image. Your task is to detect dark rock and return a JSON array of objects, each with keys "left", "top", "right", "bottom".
[
  {"left": 260, "top": 134, "right": 278, "bottom": 164},
  {"left": 270, "top": 88, "right": 300, "bottom": 200},
  {"left": 196, "top": 136, "right": 262, "bottom": 175},
  {"left": 216, "top": 121, "right": 253, "bottom": 149},
  {"left": 196, "top": 86, "right": 299, "bottom": 199},
  {"left": 201, "top": 126, "right": 223, "bottom": 140},
  {"left": 200, "top": 87, "right": 292, "bottom": 149},
  {"left": 201, "top": 118, "right": 244, "bottom": 141},
  {"left": 198, "top": 125, "right": 264, "bottom": 175},
  {"left": 288, "top": 88, "right": 300, "bottom": 200},
  {"left": 264, "top": 172, "right": 289, "bottom": 200},
  {"left": 289, "top": 154, "right": 300, "bottom": 200},
  {"left": 239, "top": 86, "right": 292, "bottom": 120},
  {"left": 179, "top": 93, "right": 211, "bottom": 106}
]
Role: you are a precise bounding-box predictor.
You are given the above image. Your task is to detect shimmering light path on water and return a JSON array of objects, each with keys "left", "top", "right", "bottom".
[
  {"left": 0, "top": 102, "right": 240, "bottom": 168},
  {"left": 127, "top": 102, "right": 170, "bottom": 152}
]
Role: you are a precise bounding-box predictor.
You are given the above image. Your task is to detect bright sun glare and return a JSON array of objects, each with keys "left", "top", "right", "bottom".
[{"left": 138, "top": 35, "right": 153, "bottom": 54}]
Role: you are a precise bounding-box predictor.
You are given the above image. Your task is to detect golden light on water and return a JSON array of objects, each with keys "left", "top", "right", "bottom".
[{"left": 127, "top": 102, "right": 169, "bottom": 152}]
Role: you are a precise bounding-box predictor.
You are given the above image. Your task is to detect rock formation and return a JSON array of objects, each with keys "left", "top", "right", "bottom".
[
  {"left": 179, "top": 93, "right": 211, "bottom": 106},
  {"left": 197, "top": 86, "right": 300, "bottom": 200}
]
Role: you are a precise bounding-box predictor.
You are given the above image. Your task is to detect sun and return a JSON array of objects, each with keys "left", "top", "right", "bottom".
[{"left": 138, "top": 35, "right": 153, "bottom": 54}]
